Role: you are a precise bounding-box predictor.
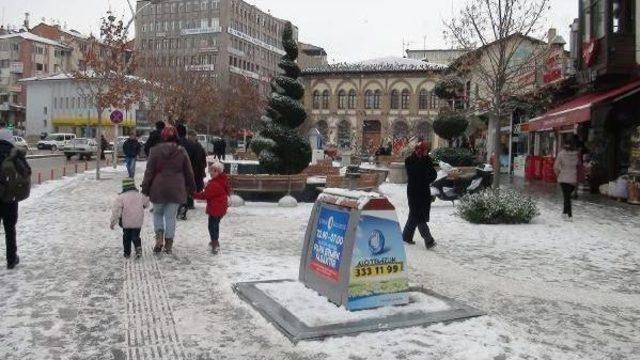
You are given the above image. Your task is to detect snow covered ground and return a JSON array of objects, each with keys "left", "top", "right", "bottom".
[{"left": 0, "top": 164, "right": 638, "bottom": 359}]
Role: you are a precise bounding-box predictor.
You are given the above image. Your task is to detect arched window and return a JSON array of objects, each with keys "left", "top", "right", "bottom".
[
  {"left": 312, "top": 90, "right": 320, "bottom": 109},
  {"left": 373, "top": 90, "right": 381, "bottom": 109},
  {"left": 365, "top": 90, "right": 374, "bottom": 109},
  {"left": 390, "top": 90, "right": 400, "bottom": 109},
  {"left": 392, "top": 121, "right": 409, "bottom": 139},
  {"left": 348, "top": 90, "right": 356, "bottom": 109},
  {"left": 316, "top": 120, "right": 329, "bottom": 141},
  {"left": 322, "top": 90, "right": 330, "bottom": 109},
  {"left": 401, "top": 89, "right": 410, "bottom": 109},
  {"left": 337, "top": 120, "right": 352, "bottom": 148},
  {"left": 430, "top": 91, "right": 439, "bottom": 109},
  {"left": 338, "top": 90, "right": 347, "bottom": 109},
  {"left": 419, "top": 89, "right": 429, "bottom": 110},
  {"left": 416, "top": 121, "right": 433, "bottom": 142}
]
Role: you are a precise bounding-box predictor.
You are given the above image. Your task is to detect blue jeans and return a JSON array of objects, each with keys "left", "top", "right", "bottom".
[
  {"left": 152, "top": 203, "right": 180, "bottom": 239},
  {"left": 125, "top": 157, "right": 136, "bottom": 178},
  {"left": 208, "top": 216, "right": 221, "bottom": 243}
]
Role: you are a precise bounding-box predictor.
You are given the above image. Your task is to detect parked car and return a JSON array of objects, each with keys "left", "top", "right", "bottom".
[
  {"left": 63, "top": 138, "right": 97, "bottom": 160},
  {"left": 37, "top": 133, "right": 76, "bottom": 151},
  {"left": 14, "top": 136, "right": 31, "bottom": 153}
]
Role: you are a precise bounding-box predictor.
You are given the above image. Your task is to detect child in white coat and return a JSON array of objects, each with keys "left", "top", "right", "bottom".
[{"left": 111, "top": 178, "right": 150, "bottom": 258}]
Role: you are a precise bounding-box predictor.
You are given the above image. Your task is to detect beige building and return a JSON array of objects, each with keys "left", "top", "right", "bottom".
[
  {"left": 301, "top": 57, "right": 447, "bottom": 154},
  {"left": 298, "top": 42, "right": 327, "bottom": 69},
  {"left": 135, "top": 0, "right": 296, "bottom": 94}
]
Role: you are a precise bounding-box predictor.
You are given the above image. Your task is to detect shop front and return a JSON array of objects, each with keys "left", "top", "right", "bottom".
[{"left": 521, "top": 79, "right": 640, "bottom": 195}]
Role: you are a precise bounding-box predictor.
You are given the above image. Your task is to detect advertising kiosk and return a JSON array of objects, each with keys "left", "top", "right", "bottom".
[{"left": 299, "top": 188, "right": 409, "bottom": 311}]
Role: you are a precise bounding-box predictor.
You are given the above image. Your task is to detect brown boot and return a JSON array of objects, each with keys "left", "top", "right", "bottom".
[
  {"left": 164, "top": 238, "right": 173, "bottom": 254},
  {"left": 153, "top": 231, "right": 164, "bottom": 253}
]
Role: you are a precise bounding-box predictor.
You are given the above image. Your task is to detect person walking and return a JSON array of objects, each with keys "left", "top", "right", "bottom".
[
  {"left": 100, "top": 134, "right": 109, "bottom": 160},
  {"left": 141, "top": 126, "right": 196, "bottom": 254},
  {"left": 110, "top": 178, "right": 150, "bottom": 259},
  {"left": 0, "top": 124, "right": 31, "bottom": 269},
  {"left": 220, "top": 138, "right": 226, "bottom": 161},
  {"left": 122, "top": 132, "right": 141, "bottom": 178},
  {"left": 144, "top": 121, "right": 165, "bottom": 157},
  {"left": 402, "top": 142, "right": 437, "bottom": 249},
  {"left": 188, "top": 129, "right": 207, "bottom": 196},
  {"left": 193, "top": 161, "right": 230, "bottom": 254},
  {"left": 176, "top": 124, "right": 204, "bottom": 219},
  {"left": 554, "top": 139, "right": 579, "bottom": 221}
]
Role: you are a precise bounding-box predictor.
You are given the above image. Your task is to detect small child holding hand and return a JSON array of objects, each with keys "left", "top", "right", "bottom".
[{"left": 111, "top": 178, "right": 150, "bottom": 259}]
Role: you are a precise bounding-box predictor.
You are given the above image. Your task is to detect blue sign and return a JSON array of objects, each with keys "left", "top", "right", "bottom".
[
  {"left": 347, "top": 215, "right": 409, "bottom": 310},
  {"left": 309, "top": 206, "right": 350, "bottom": 282}
]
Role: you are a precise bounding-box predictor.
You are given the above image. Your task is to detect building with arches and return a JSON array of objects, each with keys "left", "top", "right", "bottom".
[{"left": 301, "top": 57, "right": 447, "bottom": 154}]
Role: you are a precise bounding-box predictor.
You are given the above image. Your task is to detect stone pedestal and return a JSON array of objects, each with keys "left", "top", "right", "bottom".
[{"left": 387, "top": 162, "right": 407, "bottom": 184}]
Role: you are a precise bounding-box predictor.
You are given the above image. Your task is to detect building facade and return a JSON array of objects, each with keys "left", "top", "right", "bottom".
[
  {"left": 301, "top": 57, "right": 446, "bottom": 155},
  {"left": 0, "top": 31, "right": 71, "bottom": 132},
  {"left": 134, "top": 0, "right": 296, "bottom": 94},
  {"left": 30, "top": 23, "right": 92, "bottom": 71},
  {"left": 21, "top": 74, "right": 141, "bottom": 141}
]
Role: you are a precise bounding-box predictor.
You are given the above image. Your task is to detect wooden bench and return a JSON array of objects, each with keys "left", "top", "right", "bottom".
[
  {"left": 229, "top": 174, "right": 307, "bottom": 193},
  {"left": 302, "top": 160, "right": 340, "bottom": 177},
  {"left": 325, "top": 173, "right": 379, "bottom": 191}
]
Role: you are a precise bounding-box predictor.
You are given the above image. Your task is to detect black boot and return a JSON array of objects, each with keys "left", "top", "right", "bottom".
[
  {"left": 7, "top": 255, "right": 20, "bottom": 269},
  {"left": 424, "top": 237, "right": 437, "bottom": 249}
]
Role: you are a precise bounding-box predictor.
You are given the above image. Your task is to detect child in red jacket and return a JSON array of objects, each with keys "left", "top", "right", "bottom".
[{"left": 193, "top": 161, "right": 230, "bottom": 254}]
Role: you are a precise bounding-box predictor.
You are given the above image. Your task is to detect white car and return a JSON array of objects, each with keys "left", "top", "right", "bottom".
[
  {"left": 63, "top": 138, "right": 97, "bottom": 160},
  {"left": 37, "top": 133, "right": 76, "bottom": 151},
  {"left": 13, "top": 136, "right": 30, "bottom": 152}
]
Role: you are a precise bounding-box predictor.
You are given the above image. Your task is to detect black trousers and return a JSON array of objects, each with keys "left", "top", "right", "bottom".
[
  {"left": 1, "top": 202, "right": 18, "bottom": 263},
  {"left": 208, "top": 216, "right": 221, "bottom": 243},
  {"left": 402, "top": 212, "right": 434, "bottom": 244},
  {"left": 123, "top": 228, "right": 141, "bottom": 256},
  {"left": 560, "top": 183, "right": 576, "bottom": 218}
]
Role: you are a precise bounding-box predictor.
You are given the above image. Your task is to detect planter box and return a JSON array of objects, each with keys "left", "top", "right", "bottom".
[{"left": 230, "top": 174, "right": 307, "bottom": 193}]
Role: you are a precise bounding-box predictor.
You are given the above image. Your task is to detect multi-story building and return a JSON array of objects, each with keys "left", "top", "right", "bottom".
[
  {"left": 405, "top": 49, "right": 468, "bottom": 66},
  {"left": 30, "top": 22, "right": 92, "bottom": 70},
  {"left": 301, "top": 57, "right": 446, "bottom": 154},
  {"left": 0, "top": 31, "right": 71, "bottom": 133},
  {"left": 134, "top": 0, "right": 297, "bottom": 94}
]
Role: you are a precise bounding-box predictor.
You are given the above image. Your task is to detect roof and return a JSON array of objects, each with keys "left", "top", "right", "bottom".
[
  {"left": 300, "top": 42, "right": 327, "bottom": 56},
  {"left": 303, "top": 56, "right": 446, "bottom": 75},
  {"left": 448, "top": 33, "right": 547, "bottom": 70},
  {"left": 20, "top": 72, "right": 147, "bottom": 83},
  {"left": 0, "top": 31, "right": 70, "bottom": 48}
]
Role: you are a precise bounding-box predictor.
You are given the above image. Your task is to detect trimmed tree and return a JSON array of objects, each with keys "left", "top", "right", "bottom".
[
  {"left": 251, "top": 22, "right": 311, "bottom": 175},
  {"left": 433, "top": 112, "right": 469, "bottom": 146}
]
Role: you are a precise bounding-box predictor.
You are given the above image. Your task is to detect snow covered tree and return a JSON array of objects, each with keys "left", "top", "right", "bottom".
[{"left": 251, "top": 22, "right": 311, "bottom": 175}]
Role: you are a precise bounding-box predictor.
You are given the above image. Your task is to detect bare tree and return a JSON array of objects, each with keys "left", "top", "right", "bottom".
[
  {"left": 73, "top": 12, "right": 142, "bottom": 180},
  {"left": 445, "top": 0, "right": 551, "bottom": 188}
]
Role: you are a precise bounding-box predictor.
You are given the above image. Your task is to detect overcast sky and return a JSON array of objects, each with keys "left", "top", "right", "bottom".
[{"left": 2, "top": 0, "right": 577, "bottom": 63}]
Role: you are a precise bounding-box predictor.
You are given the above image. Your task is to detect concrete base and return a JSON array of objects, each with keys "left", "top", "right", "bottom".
[
  {"left": 278, "top": 195, "right": 298, "bottom": 208},
  {"left": 233, "top": 279, "right": 484, "bottom": 343},
  {"left": 387, "top": 162, "right": 407, "bottom": 184},
  {"left": 229, "top": 194, "right": 245, "bottom": 207}
]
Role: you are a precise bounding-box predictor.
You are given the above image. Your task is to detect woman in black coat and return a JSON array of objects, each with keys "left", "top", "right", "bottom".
[{"left": 403, "top": 142, "right": 437, "bottom": 249}]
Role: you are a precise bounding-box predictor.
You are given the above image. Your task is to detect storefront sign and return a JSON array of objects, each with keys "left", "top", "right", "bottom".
[
  {"left": 181, "top": 27, "right": 221, "bottom": 35},
  {"left": 630, "top": 125, "right": 640, "bottom": 174},
  {"left": 309, "top": 206, "right": 349, "bottom": 282},
  {"left": 227, "top": 27, "right": 286, "bottom": 55}
]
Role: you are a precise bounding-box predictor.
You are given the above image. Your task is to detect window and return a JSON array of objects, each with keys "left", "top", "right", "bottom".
[
  {"left": 322, "top": 90, "right": 330, "bottom": 109},
  {"left": 419, "top": 89, "right": 429, "bottom": 109},
  {"left": 430, "top": 92, "right": 439, "bottom": 109},
  {"left": 373, "top": 90, "right": 381, "bottom": 109},
  {"left": 316, "top": 120, "right": 329, "bottom": 141},
  {"left": 364, "top": 90, "right": 373, "bottom": 109},
  {"left": 43, "top": 106, "right": 48, "bottom": 115},
  {"left": 337, "top": 120, "right": 351, "bottom": 148},
  {"left": 390, "top": 90, "right": 400, "bottom": 109},
  {"left": 338, "top": 90, "right": 347, "bottom": 109},
  {"left": 36, "top": 63, "right": 44, "bottom": 71},
  {"left": 401, "top": 89, "right": 410, "bottom": 109},
  {"left": 348, "top": 90, "right": 356, "bottom": 109},
  {"left": 392, "top": 121, "right": 409, "bottom": 139}
]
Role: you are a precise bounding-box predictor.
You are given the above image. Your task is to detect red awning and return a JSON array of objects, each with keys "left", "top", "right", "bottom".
[{"left": 521, "top": 79, "right": 640, "bottom": 132}]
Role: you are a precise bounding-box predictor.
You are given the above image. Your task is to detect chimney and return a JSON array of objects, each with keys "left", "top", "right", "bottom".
[
  {"left": 547, "top": 28, "right": 557, "bottom": 43},
  {"left": 23, "top": 12, "right": 30, "bottom": 31}
]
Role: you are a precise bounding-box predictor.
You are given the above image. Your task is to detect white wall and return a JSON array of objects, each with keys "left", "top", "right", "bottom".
[{"left": 25, "top": 82, "right": 54, "bottom": 139}]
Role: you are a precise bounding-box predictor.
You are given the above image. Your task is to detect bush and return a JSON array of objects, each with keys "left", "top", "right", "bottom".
[
  {"left": 433, "top": 76, "right": 464, "bottom": 100},
  {"left": 433, "top": 113, "right": 469, "bottom": 142},
  {"left": 456, "top": 189, "right": 540, "bottom": 224},
  {"left": 431, "top": 147, "right": 476, "bottom": 167}
]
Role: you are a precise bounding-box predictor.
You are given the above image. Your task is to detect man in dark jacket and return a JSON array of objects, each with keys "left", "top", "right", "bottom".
[
  {"left": 403, "top": 142, "right": 438, "bottom": 249},
  {"left": 0, "top": 126, "right": 20, "bottom": 269},
  {"left": 188, "top": 129, "right": 207, "bottom": 192},
  {"left": 176, "top": 124, "right": 205, "bottom": 218},
  {"left": 122, "top": 132, "right": 141, "bottom": 178},
  {"left": 144, "top": 121, "right": 165, "bottom": 157}
]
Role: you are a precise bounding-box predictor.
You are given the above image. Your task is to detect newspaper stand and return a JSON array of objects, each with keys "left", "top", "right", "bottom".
[{"left": 299, "top": 188, "right": 409, "bottom": 311}]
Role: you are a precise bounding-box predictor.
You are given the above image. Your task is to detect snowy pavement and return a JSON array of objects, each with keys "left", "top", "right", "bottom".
[{"left": 0, "top": 164, "right": 639, "bottom": 359}]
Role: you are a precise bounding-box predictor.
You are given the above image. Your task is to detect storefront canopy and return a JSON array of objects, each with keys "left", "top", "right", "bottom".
[{"left": 521, "top": 79, "right": 640, "bottom": 132}]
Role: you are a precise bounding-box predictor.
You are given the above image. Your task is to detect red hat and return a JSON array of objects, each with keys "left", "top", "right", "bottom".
[
  {"left": 415, "top": 142, "right": 430, "bottom": 157},
  {"left": 161, "top": 126, "right": 178, "bottom": 142}
]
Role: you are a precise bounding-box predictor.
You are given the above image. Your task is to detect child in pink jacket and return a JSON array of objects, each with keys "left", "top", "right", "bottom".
[{"left": 111, "top": 178, "right": 150, "bottom": 258}]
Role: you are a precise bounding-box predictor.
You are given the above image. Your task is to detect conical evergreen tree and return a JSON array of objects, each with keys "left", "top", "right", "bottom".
[{"left": 251, "top": 21, "right": 311, "bottom": 175}]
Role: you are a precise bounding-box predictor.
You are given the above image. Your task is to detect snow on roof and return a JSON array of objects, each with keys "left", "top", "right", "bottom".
[
  {"left": 0, "top": 32, "right": 70, "bottom": 48},
  {"left": 20, "top": 72, "right": 147, "bottom": 83},
  {"left": 303, "top": 56, "right": 446, "bottom": 74}
]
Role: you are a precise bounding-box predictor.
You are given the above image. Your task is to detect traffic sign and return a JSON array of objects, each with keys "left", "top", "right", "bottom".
[{"left": 110, "top": 110, "right": 124, "bottom": 124}]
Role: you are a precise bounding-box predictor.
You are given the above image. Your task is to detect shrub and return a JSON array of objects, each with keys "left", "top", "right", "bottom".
[
  {"left": 433, "top": 76, "right": 464, "bottom": 100},
  {"left": 433, "top": 113, "right": 469, "bottom": 143},
  {"left": 456, "top": 189, "right": 540, "bottom": 224},
  {"left": 431, "top": 147, "right": 476, "bottom": 167}
]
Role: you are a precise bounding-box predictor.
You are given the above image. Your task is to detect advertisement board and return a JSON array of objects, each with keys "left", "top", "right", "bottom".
[
  {"left": 309, "top": 206, "right": 350, "bottom": 282},
  {"left": 347, "top": 213, "right": 409, "bottom": 310}
]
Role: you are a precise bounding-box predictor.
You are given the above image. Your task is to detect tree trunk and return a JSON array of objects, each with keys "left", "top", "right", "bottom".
[
  {"left": 96, "top": 111, "right": 102, "bottom": 180},
  {"left": 488, "top": 112, "right": 502, "bottom": 189}
]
